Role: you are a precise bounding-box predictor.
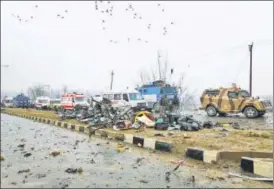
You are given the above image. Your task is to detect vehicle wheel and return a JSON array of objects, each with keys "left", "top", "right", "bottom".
[
  {"left": 153, "top": 102, "right": 160, "bottom": 113},
  {"left": 206, "top": 106, "right": 217, "bottom": 117},
  {"left": 244, "top": 107, "right": 259, "bottom": 118}
]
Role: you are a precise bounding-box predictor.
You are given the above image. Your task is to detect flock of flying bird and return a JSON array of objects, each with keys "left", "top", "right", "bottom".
[
  {"left": 11, "top": 5, "right": 38, "bottom": 23},
  {"left": 11, "top": 2, "right": 175, "bottom": 45}
]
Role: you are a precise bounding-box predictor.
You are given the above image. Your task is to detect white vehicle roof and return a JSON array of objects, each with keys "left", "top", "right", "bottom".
[
  {"left": 50, "top": 98, "right": 61, "bottom": 101},
  {"left": 4, "top": 97, "right": 13, "bottom": 100},
  {"left": 36, "top": 96, "right": 50, "bottom": 100},
  {"left": 103, "top": 89, "right": 140, "bottom": 95}
]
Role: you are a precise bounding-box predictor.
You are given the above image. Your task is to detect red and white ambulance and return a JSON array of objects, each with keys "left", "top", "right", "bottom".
[{"left": 60, "top": 93, "right": 89, "bottom": 110}]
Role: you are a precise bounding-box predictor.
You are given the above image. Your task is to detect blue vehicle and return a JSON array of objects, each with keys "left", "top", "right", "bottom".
[
  {"left": 13, "top": 93, "right": 30, "bottom": 108},
  {"left": 137, "top": 80, "right": 178, "bottom": 111}
]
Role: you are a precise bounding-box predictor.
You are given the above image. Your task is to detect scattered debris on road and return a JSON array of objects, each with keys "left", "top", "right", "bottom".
[
  {"left": 65, "top": 167, "right": 83, "bottom": 174},
  {"left": 18, "top": 169, "right": 31, "bottom": 174}
]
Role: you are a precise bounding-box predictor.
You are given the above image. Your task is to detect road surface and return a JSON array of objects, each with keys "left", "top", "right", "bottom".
[{"left": 1, "top": 114, "right": 271, "bottom": 188}]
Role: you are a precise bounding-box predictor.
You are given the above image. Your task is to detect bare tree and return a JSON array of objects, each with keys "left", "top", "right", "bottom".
[
  {"left": 151, "top": 67, "right": 157, "bottom": 81},
  {"left": 139, "top": 69, "right": 151, "bottom": 85},
  {"left": 62, "top": 85, "right": 68, "bottom": 94},
  {"left": 139, "top": 50, "right": 196, "bottom": 111},
  {"left": 177, "top": 73, "right": 197, "bottom": 111},
  {"left": 27, "top": 85, "right": 47, "bottom": 100},
  {"left": 162, "top": 51, "right": 168, "bottom": 82}
]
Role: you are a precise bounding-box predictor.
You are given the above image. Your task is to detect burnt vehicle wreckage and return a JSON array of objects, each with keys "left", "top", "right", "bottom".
[
  {"left": 57, "top": 97, "right": 139, "bottom": 127},
  {"left": 56, "top": 95, "right": 221, "bottom": 132}
]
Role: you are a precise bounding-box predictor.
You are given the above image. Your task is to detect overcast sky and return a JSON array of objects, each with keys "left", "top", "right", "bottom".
[{"left": 1, "top": 1, "right": 273, "bottom": 97}]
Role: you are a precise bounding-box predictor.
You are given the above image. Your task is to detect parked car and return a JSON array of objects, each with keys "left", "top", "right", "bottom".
[{"left": 199, "top": 84, "right": 272, "bottom": 118}]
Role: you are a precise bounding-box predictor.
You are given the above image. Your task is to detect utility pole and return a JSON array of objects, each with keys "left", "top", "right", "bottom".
[
  {"left": 248, "top": 42, "right": 253, "bottom": 96},
  {"left": 110, "top": 70, "right": 114, "bottom": 91},
  {"left": 157, "top": 51, "right": 162, "bottom": 80}
]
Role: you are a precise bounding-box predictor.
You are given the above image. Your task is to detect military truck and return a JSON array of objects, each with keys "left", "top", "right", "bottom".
[{"left": 200, "top": 85, "right": 272, "bottom": 118}]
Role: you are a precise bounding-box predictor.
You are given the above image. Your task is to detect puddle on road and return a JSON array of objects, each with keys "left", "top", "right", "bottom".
[{"left": 1, "top": 114, "right": 271, "bottom": 188}]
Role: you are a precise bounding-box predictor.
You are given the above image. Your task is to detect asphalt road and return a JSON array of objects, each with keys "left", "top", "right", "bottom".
[
  {"left": 0, "top": 114, "right": 271, "bottom": 188},
  {"left": 181, "top": 110, "right": 273, "bottom": 130}
]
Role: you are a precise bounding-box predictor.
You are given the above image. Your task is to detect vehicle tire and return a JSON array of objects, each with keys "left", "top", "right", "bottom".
[
  {"left": 244, "top": 107, "right": 259, "bottom": 118},
  {"left": 206, "top": 106, "right": 217, "bottom": 117},
  {"left": 153, "top": 102, "right": 160, "bottom": 113}
]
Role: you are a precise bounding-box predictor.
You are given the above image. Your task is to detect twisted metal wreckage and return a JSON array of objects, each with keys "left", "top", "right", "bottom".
[{"left": 56, "top": 96, "right": 221, "bottom": 132}]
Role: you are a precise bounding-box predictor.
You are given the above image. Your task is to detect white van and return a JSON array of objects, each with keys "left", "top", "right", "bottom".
[
  {"left": 3, "top": 97, "right": 14, "bottom": 107},
  {"left": 35, "top": 96, "right": 50, "bottom": 110},
  {"left": 102, "top": 90, "right": 148, "bottom": 110}
]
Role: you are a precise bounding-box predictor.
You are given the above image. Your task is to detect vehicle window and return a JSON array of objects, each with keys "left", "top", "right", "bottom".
[
  {"left": 75, "top": 97, "right": 84, "bottom": 102},
  {"left": 228, "top": 91, "right": 238, "bottom": 99},
  {"left": 103, "top": 94, "right": 108, "bottom": 99},
  {"left": 129, "top": 93, "right": 143, "bottom": 100},
  {"left": 239, "top": 90, "right": 250, "bottom": 98},
  {"left": 114, "top": 94, "right": 121, "bottom": 100},
  {"left": 51, "top": 100, "right": 60, "bottom": 104},
  {"left": 205, "top": 90, "right": 220, "bottom": 96},
  {"left": 107, "top": 94, "right": 114, "bottom": 100},
  {"left": 123, "top": 94, "right": 129, "bottom": 101},
  {"left": 38, "top": 99, "right": 48, "bottom": 103}
]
